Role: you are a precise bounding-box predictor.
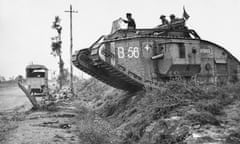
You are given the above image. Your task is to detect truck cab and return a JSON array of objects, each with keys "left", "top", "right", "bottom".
[{"left": 25, "top": 64, "right": 48, "bottom": 95}]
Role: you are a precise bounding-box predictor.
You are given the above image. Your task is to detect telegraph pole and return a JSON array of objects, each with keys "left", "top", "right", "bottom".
[{"left": 65, "top": 5, "right": 78, "bottom": 95}]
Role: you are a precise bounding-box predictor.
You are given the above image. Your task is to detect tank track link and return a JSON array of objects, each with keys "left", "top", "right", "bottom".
[{"left": 72, "top": 49, "right": 144, "bottom": 91}]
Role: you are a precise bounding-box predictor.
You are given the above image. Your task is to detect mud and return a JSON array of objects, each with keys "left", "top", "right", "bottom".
[{"left": 1, "top": 102, "right": 81, "bottom": 144}]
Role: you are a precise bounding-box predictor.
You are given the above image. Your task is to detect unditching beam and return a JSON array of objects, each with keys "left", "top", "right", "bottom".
[{"left": 18, "top": 82, "right": 40, "bottom": 110}]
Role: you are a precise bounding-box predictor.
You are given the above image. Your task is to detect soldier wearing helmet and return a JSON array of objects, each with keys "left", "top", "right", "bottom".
[
  {"left": 160, "top": 15, "right": 169, "bottom": 25},
  {"left": 170, "top": 14, "right": 181, "bottom": 23},
  {"left": 169, "top": 14, "right": 186, "bottom": 30},
  {"left": 170, "top": 14, "right": 176, "bottom": 23}
]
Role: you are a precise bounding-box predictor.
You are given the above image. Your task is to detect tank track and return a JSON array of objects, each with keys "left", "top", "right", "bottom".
[{"left": 72, "top": 49, "right": 144, "bottom": 91}]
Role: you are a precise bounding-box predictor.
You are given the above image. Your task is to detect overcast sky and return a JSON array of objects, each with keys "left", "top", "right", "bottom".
[{"left": 0, "top": 0, "right": 239, "bottom": 79}]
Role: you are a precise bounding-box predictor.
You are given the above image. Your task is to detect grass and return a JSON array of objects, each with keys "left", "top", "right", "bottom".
[
  {"left": 185, "top": 111, "right": 221, "bottom": 126},
  {"left": 225, "top": 129, "right": 240, "bottom": 144},
  {"left": 74, "top": 105, "right": 113, "bottom": 144},
  {"left": 72, "top": 78, "right": 240, "bottom": 144},
  {"left": 196, "top": 100, "right": 223, "bottom": 115}
]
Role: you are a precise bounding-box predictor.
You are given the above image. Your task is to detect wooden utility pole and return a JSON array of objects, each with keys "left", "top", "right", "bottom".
[{"left": 65, "top": 5, "right": 78, "bottom": 95}]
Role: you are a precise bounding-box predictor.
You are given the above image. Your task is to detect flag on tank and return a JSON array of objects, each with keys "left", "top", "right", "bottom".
[{"left": 183, "top": 6, "right": 190, "bottom": 20}]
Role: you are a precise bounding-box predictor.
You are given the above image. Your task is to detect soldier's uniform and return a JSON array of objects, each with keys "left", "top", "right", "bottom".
[
  {"left": 169, "top": 14, "right": 186, "bottom": 29},
  {"left": 160, "top": 15, "right": 169, "bottom": 25},
  {"left": 123, "top": 13, "right": 136, "bottom": 30}
]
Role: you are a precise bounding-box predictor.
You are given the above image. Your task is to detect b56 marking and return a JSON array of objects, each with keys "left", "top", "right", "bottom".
[{"left": 118, "top": 47, "right": 139, "bottom": 58}]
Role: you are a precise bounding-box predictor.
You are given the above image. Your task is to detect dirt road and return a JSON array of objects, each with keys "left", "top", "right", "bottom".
[
  {"left": 0, "top": 82, "right": 32, "bottom": 112},
  {"left": 0, "top": 82, "right": 81, "bottom": 143},
  {"left": 4, "top": 103, "right": 81, "bottom": 144}
]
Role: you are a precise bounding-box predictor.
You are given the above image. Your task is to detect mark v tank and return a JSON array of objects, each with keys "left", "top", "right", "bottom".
[{"left": 72, "top": 17, "right": 240, "bottom": 91}]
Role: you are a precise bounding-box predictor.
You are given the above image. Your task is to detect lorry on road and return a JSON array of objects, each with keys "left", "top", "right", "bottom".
[{"left": 25, "top": 64, "right": 48, "bottom": 96}]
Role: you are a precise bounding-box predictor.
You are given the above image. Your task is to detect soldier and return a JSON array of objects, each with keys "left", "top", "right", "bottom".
[
  {"left": 160, "top": 15, "right": 169, "bottom": 25},
  {"left": 169, "top": 14, "right": 186, "bottom": 29},
  {"left": 170, "top": 14, "right": 177, "bottom": 23},
  {"left": 122, "top": 13, "right": 136, "bottom": 30},
  {"left": 170, "top": 14, "right": 182, "bottom": 23}
]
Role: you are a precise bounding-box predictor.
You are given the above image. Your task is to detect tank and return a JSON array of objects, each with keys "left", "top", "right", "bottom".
[{"left": 72, "top": 19, "right": 240, "bottom": 91}]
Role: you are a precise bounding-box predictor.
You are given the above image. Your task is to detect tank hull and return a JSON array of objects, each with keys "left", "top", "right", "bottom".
[{"left": 73, "top": 29, "right": 240, "bottom": 91}]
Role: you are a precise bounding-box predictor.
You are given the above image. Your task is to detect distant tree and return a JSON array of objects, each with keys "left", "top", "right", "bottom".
[
  {"left": 9, "top": 76, "right": 15, "bottom": 81},
  {"left": 0, "top": 76, "right": 5, "bottom": 82},
  {"left": 51, "top": 16, "right": 64, "bottom": 89},
  {"left": 15, "top": 75, "right": 24, "bottom": 82}
]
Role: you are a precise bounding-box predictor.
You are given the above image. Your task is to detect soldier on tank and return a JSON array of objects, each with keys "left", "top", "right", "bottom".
[
  {"left": 122, "top": 13, "right": 136, "bottom": 30},
  {"left": 169, "top": 14, "right": 186, "bottom": 29},
  {"left": 160, "top": 15, "right": 169, "bottom": 25},
  {"left": 170, "top": 14, "right": 179, "bottom": 23}
]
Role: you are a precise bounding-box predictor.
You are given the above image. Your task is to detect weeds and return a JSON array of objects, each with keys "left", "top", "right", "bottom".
[
  {"left": 225, "top": 129, "right": 240, "bottom": 144},
  {"left": 196, "top": 100, "right": 223, "bottom": 115},
  {"left": 154, "top": 133, "right": 177, "bottom": 144},
  {"left": 85, "top": 78, "right": 240, "bottom": 143},
  {"left": 76, "top": 108, "right": 112, "bottom": 144},
  {"left": 78, "top": 130, "right": 110, "bottom": 144},
  {"left": 185, "top": 112, "right": 220, "bottom": 126}
]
